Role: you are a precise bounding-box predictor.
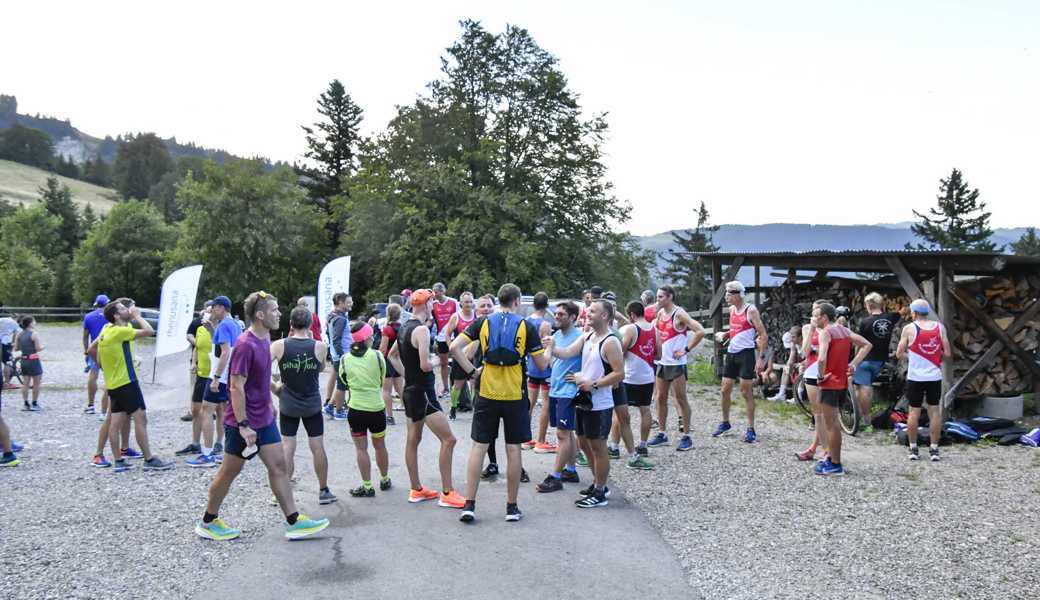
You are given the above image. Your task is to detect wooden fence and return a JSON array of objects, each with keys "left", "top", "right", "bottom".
[{"left": 0, "top": 306, "right": 91, "bottom": 320}]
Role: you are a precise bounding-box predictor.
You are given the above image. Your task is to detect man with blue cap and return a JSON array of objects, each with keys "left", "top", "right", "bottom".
[
  {"left": 896, "top": 298, "right": 952, "bottom": 462},
  {"left": 188, "top": 295, "right": 242, "bottom": 467},
  {"left": 82, "top": 294, "right": 110, "bottom": 415}
]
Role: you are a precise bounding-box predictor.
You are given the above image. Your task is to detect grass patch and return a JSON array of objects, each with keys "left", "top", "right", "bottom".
[{"left": 687, "top": 359, "right": 719, "bottom": 386}]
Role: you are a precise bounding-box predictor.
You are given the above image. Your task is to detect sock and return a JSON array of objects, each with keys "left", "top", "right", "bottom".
[
  {"left": 321, "top": 487, "right": 330, "bottom": 493},
  {"left": 594, "top": 485, "right": 605, "bottom": 493},
  {"left": 506, "top": 502, "right": 518, "bottom": 510},
  {"left": 381, "top": 474, "right": 390, "bottom": 482},
  {"left": 551, "top": 471, "right": 561, "bottom": 479},
  {"left": 443, "top": 489, "right": 451, "bottom": 496},
  {"left": 909, "top": 443, "right": 918, "bottom": 450},
  {"left": 608, "top": 443, "right": 619, "bottom": 451},
  {"left": 930, "top": 444, "right": 938, "bottom": 450},
  {"left": 638, "top": 441, "right": 647, "bottom": 448},
  {"left": 202, "top": 446, "right": 213, "bottom": 456},
  {"left": 629, "top": 452, "right": 638, "bottom": 460},
  {"left": 451, "top": 387, "right": 460, "bottom": 408},
  {"left": 463, "top": 499, "right": 475, "bottom": 510},
  {"left": 565, "top": 464, "right": 576, "bottom": 472},
  {"left": 203, "top": 512, "right": 217, "bottom": 524},
  {"left": 286, "top": 512, "right": 299, "bottom": 525},
  {"left": 362, "top": 481, "right": 372, "bottom": 489}
]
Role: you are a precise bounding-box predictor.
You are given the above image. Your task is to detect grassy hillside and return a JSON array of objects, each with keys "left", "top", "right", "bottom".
[{"left": 0, "top": 159, "right": 118, "bottom": 212}]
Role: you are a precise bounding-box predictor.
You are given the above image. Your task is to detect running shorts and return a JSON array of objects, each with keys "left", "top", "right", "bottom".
[
  {"left": 723, "top": 348, "right": 756, "bottom": 381},
  {"left": 804, "top": 377, "right": 818, "bottom": 387},
  {"left": 820, "top": 388, "right": 848, "bottom": 408},
  {"left": 548, "top": 395, "right": 576, "bottom": 431},
  {"left": 224, "top": 421, "right": 281, "bottom": 459},
  {"left": 471, "top": 396, "right": 530, "bottom": 445},
  {"left": 109, "top": 382, "right": 146, "bottom": 414},
  {"left": 612, "top": 384, "right": 628, "bottom": 407},
  {"left": 436, "top": 340, "right": 450, "bottom": 355},
  {"left": 386, "top": 361, "right": 400, "bottom": 379},
  {"left": 852, "top": 360, "right": 885, "bottom": 387},
  {"left": 192, "top": 377, "right": 210, "bottom": 403},
  {"left": 624, "top": 382, "right": 654, "bottom": 407},
  {"left": 656, "top": 364, "right": 687, "bottom": 382},
  {"left": 527, "top": 376, "right": 550, "bottom": 390},
  {"left": 20, "top": 358, "right": 42, "bottom": 377},
  {"left": 449, "top": 359, "right": 471, "bottom": 383},
  {"left": 403, "top": 380, "right": 441, "bottom": 422},
  {"left": 576, "top": 407, "right": 612, "bottom": 440},
  {"left": 906, "top": 380, "right": 941, "bottom": 408},
  {"left": 279, "top": 411, "right": 324, "bottom": 438},
  {"left": 203, "top": 381, "right": 229, "bottom": 403},
  {"left": 347, "top": 407, "right": 387, "bottom": 438}
]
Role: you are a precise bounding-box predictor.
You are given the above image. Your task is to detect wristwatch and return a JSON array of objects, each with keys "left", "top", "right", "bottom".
[
  {"left": 236, "top": 419, "right": 250, "bottom": 429},
  {"left": 592, "top": 381, "right": 599, "bottom": 390}
]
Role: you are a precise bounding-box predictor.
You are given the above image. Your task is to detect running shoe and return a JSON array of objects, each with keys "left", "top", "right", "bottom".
[
  {"left": 575, "top": 491, "right": 608, "bottom": 508},
  {"left": 860, "top": 425, "right": 875, "bottom": 434},
  {"left": 575, "top": 451, "right": 589, "bottom": 466},
  {"left": 520, "top": 469, "right": 530, "bottom": 483},
  {"left": 379, "top": 477, "right": 392, "bottom": 491},
  {"left": 113, "top": 458, "right": 135, "bottom": 473},
  {"left": 187, "top": 454, "right": 217, "bottom": 468},
  {"left": 333, "top": 409, "right": 348, "bottom": 421},
  {"left": 84, "top": 405, "right": 96, "bottom": 415},
  {"left": 179, "top": 412, "right": 193, "bottom": 422},
  {"left": 676, "top": 435, "right": 694, "bottom": 452},
  {"left": 929, "top": 447, "right": 940, "bottom": 462},
  {"left": 449, "top": 406, "right": 457, "bottom": 421},
  {"left": 97, "top": 412, "right": 107, "bottom": 422},
  {"left": 636, "top": 445, "right": 649, "bottom": 458},
  {"left": 505, "top": 504, "right": 523, "bottom": 522},
  {"left": 11, "top": 441, "right": 24, "bottom": 453},
  {"left": 626, "top": 455, "right": 654, "bottom": 470},
  {"left": 795, "top": 448, "right": 816, "bottom": 462},
  {"left": 711, "top": 421, "right": 732, "bottom": 437},
  {"left": 21, "top": 403, "right": 31, "bottom": 412},
  {"left": 408, "top": 487, "right": 439, "bottom": 503},
  {"left": 767, "top": 393, "right": 785, "bottom": 401},
  {"left": 481, "top": 463, "right": 499, "bottom": 479},
  {"left": 814, "top": 458, "right": 844, "bottom": 476},
  {"left": 521, "top": 440, "right": 537, "bottom": 450},
  {"left": 743, "top": 428, "right": 757, "bottom": 444},
  {"left": 0, "top": 454, "right": 19, "bottom": 467},
  {"left": 175, "top": 443, "right": 202, "bottom": 456},
  {"left": 607, "top": 447, "right": 621, "bottom": 460},
  {"left": 646, "top": 433, "right": 669, "bottom": 447},
  {"left": 92, "top": 454, "right": 111, "bottom": 468},
  {"left": 439, "top": 490, "right": 466, "bottom": 508},
  {"left": 533, "top": 441, "right": 557, "bottom": 454},
  {"left": 323, "top": 404, "right": 334, "bottom": 418},
  {"left": 386, "top": 415, "right": 396, "bottom": 426},
  {"left": 121, "top": 447, "right": 144, "bottom": 460},
  {"left": 460, "top": 501, "right": 476, "bottom": 523},
  {"left": 212, "top": 442, "right": 224, "bottom": 455},
  {"left": 349, "top": 486, "right": 375, "bottom": 498},
  {"left": 320, "top": 489, "right": 339, "bottom": 504},
  {"left": 578, "top": 484, "right": 611, "bottom": 498},
  {"left": 560, "top": 469, "right": 580, "bottom": 484},
  {"left": 30, "top": 403, "right": 42, "bottom": 412},
  {"left": 285, "top": 515, "right": 330, "bottom": 540},
  {"left": 196, "top": 518, "right": 241, "bottom": 541},
  {"left": 908, "top": 447, "right": 920, "bottom": 461},
  {"left": 536, "top": 475, "right": 563, "bottom": 493},
  {"left": 143, "top": 457, "right": 174, "bottom": 471}
]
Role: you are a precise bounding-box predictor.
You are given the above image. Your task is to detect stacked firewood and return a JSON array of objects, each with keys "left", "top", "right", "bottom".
[{"left": 758, "top": 273, "right": 1040, "bottom": 397}]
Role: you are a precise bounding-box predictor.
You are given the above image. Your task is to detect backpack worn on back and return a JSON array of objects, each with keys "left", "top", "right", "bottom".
[{"left": 483, "top": 312, "right": 526, "bottom": 366}]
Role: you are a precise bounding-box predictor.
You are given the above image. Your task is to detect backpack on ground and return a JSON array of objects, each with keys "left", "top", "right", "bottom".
[{"left": 482, "top": 312, "right": 526, "bottom": 366}]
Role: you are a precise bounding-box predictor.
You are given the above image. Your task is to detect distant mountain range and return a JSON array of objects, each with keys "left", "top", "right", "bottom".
[
  {"left": 637, "top": 223, "right": 1033, "bottom": 284},
  {"left": 0, "top": 94, "right": 238, "bottom": 166}
]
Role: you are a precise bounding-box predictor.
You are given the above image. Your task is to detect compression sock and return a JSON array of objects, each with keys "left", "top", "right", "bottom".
[
  {"left": 381, "top": 474, "right": 391, "bottom": 483},
  {"left": 451, "top": 387, "right": 460, "bottom": 408},
  {"left": 286, "top": 512, "right": 299, "bottom": 525},
  {"left": 363, "top": 480, "right": 372, "bottom": 490},
  {"left": 487, "top": 444, "right": 498, "bottom": 464},
  {"left": 203, "top": 512, "right": 217, "bottom": 524}
]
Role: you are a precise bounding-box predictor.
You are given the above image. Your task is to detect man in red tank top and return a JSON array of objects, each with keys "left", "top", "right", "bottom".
[
  {"left": 814, "top": 303, "right": 872, "bottom": 476},
  {"left": 431, "top": 283, "right": 459, "bottom": 397},
  {"left": 714, "top": 281, "right": 768, "bottom": 443},
  {"left": 895, "top": 299, "right": 952, "bottom": 461}
]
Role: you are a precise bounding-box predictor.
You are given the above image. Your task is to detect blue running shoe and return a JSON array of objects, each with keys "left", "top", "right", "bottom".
[
  {"left": 121, "top": 447, "right": 144, "bottom": 460},
  {"left": 196, "top": 518, "right": 241, "bottom": 541},
  {"left": 187, "top": 454, "right": 218, "bottom": 468},
  {"left": 743, "top": 428, "right": 757, "bottom": 443},
  {"left": 212, "top": 442, "right": 224, "bottom": 455},
  {"left": 333, "top": 409, "right": 348, "bottom": 421},
  {"left": 646, "top": 432, "right": 670, "bottom": 447},
  {"left": 711, "top": 421, "right": 732, "bottom": 437},
  {"left": 814, "top": 458, "right": 844, "bottom": 476},
  {"left": 11, "top": 441, "right": 24, "bottom": 453},
  {"left": 676, "top": 435, "right": 694, "bottom": 452},
  {"left": 323, "top": 404, "right": 334, "bottom": 418},
  {"left": 113, "top": 459, "right": 135, "bottom": 473}
]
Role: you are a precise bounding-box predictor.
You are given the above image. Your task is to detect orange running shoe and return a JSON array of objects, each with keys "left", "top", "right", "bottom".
[
  {"left": 408, "top": 487, "right": 440, "bottom": 503},
  {"left": 533, "top": 441, "right": 558, "bottom": 454},
  {"left": 438, "top": 489, "right": 466, "bottom": 509},
  {"left": 521, "top": 440, "right": 537, "bottom": 450}
]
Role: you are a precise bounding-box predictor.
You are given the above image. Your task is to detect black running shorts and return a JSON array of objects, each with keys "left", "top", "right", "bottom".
[
  {"left": 279, "top": 411, "right": 324, "bottom": 438},
  {"left": 471, "top": 396, "right": 530, "bottom": 445},
  {"left": 906, "top": 380, "right": 941, "bottom": 408},
  {"left": 624, "top": 382, "right": 654, "bottom": 407},
  {"left": 723, "top": 348, "right": 756, "bottom": 381}
]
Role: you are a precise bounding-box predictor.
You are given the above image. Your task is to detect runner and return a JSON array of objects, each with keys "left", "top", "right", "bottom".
[
  {"left": 646, "top": 286, "right": 705, "bottom": 451},
  {"left": 796, "top": 301, "right": 828, "bottom": 462},
  {"left": 895, "top": 299, "right": 952, "bottom": 462},
  {"left": 340, "top": 320, "right": 392, "bottom": 497},
  {"left": 640, "top": 290, "right": 657, "bottom": 322},
  {"left": 535, "top": 301, "right": 583, "bottom": 493},
  {"left": 814, "top": 303, "right": 872, "bottom": 475},
  {"left": 852, "top": 293, "right": 900, "bottom": 433},
  {"left": 0, "top": 400, "right": 18, "bottom": 466},
  {"left": 379, "top": 303, "right": 405, "bottom": 426},
  {"left": 547, "top": 299, "right": 625, "bottom": 508},
  {"left": 0, "top": 313, "right": 18, "bottom": 391},
  {"left": 195, "top": 292, "right": 330, "bottom": 541},
  {"left": 469, "top": 294, "right": 519, "bottom": 481},
  {"left": 769, "top": 326, "right": 803, "bottom": 401},
  {"left": 187, "top": 295, "right": 241, "bottom": 467},
  {"left": 451, "top": 284, "right": 548, "bottom": 523},
  {"left": 18, "top": 316, "right": 43, "bottom": 411},
  {"left": 602, "top": 292, "right": 636, "bottom": 462},
  {"left": 323, "top": 292, "right": 351, "bottom": 421},
  {"left": 522, "top": 292, "right": 554, "bottom": 452},
  {"left": 301, "top": 297, "right": 322, "bottom": 341},
  {"left": 90, "top": 299, "right": 173, "bottom": 473},
  {"left": 614, "top": 301, "right": 655, "bottom": 468},
  {"left": 175, "top": 302, "right": 214, "bottom": 458},
  {"left": 82, "top": 294, "right": 110, "bottom": 414},
  {"left": 430, "top": 282, "right": 459, "bottom": 398},
  {"left": 386, "top": 289, "right": 465, "bottom": 509},
  {"left": 444, "top": 292, "right": 477, "bottom": 420},
  {"left": 714, "top": 281, "right": 768, "bottom": 443},
  {"left": 272, "top": 306, "right": 336, "bottom": 505},
  {"left": 577, "top": 289, "right": 592, "bottom": 329}
]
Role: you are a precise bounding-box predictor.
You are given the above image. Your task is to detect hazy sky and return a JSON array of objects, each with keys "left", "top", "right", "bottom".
[{"left": 3, "top": 1, "right": 1037, "bottom": 235}]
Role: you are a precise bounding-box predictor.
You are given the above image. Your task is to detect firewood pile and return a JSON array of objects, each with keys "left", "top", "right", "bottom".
[{"left": 758, "top": 273, "right": 1040, "bottom": 396}]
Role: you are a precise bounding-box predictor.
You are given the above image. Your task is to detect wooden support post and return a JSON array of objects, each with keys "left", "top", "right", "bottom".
[
  {"left": 937, "top": 262, "right": 953, "bottom": 418},
  {"left": 884, "top": 256, "right": 925, "bottom": 300},
  {"left": 787, "top": 268, "right": 796, "bottom": 284},
  {"left": 706, "top": 256, "right": 745, "bottom": 317},
  {"left": 754, "top": 265, "right": 760, "bottom": 307},
  {"left": 712, "top": 259, "right": 724, "bottom": 378}
]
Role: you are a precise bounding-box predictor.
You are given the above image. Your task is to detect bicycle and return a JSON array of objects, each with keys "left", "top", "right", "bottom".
[
  {"left": 2, "top": 347, "right": 23, "bottom": 388},
  {"left": 793, "top": 372, "right": 861, "bottom": 436}
]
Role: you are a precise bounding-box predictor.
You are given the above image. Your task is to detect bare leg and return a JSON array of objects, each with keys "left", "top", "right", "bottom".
[
  {"left": 383, "top": 378, "right": 395, "bottom": 418},
  {"left": 201, "top": 403, "right": 216, "bottom": 449},
  {"left": 282, "top": 435, "right": 297, "bottom": 482},
  {"left": 927, "top": 405, "right": 942, "bottom": 447},
  {"left": 352, "top": 434, "right": 371, "bottom": 482},
  {"left": 504, "top": 443, "right": 522, "bottom": 504},
  {"left": 205, "top": 453, "right": 246, "bottom": 515},
  {"left": 108, "top": 412, "right": 127, "bottom": 459},
  {"left": 638, "top": 406, "right": 652, "bottom": 444},
  {"left": 811, "top": 386, "right": 827, "bottom": 454},
  {"left": 423, "top": 412, "right": 457, "bottom": 492},
  {"left": 654, "top": 378, "right": 670, "bottom": 432},
  {"left": 720, "top": 377, "right": 735, "bottom": 423},
  {"left": 0, "top": 416, "right": 12, "bottom": 453},
  {"left": 856, "top": 384, "right": 873, "bottom": 423},
  {"left": 438, "top": 352, "right": 450, "bottom": 396},
  {"left": 259, "top": 442, "right": 299, "bottom": 518},
  {"left": 215, "top": 403, "right": 226, "bottom": 445},
  {"left": 741, "top": 379, "right": 756, "bottom": 428},
  {"left": 95, "top": 411, "right": 112, "bottom": 456},
  {"left": 613, "top": 406, "right": 635, "bottom": 453},
  {"left": 372, "top": 435, "right": 389, "bottom": 477},
  {"left": 121, "top": 416, "right": 131, "bottom": 450},
  {"left": 535, "top": 388, "right": 550, "bottom": 444},
  {"left": 132, "top": 410, "right": 153, "bottom": 460},
  {"left": 87, "top": 370, "right": 98, "bottom": 407},
  {"left": 907, "top": 406, "right": 921, "bottom": 447},
  {"left": 587, "top": 438, "right": 610, "bottom": 487},
  {"left": 551, "top": 429, "right": 575, "bottom": 473},
  {"left": 31, "top": 376, "right": 41, "bottom": 404},
  {"left": 191, "top": 402, "right": 203, "bottom": 445},
  {"left": 308, "top": 435, "right": 329, "bottom": 489},
  {"left": 405, "top": 419, "right": 424, "bottom": 490},
  {"left": 821, "top": 404, "right": 842, "bottom": 464},
  {"left": 464, "top": 442, "right": 489, "bottom": 501},
  {"left": 672, "top": 378, "right": 691, "bottom": 434}
]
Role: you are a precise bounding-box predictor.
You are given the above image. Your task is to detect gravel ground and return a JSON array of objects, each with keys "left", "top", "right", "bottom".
[{"left": 612, "top": 385, "right": 1040, "bottom": 599}]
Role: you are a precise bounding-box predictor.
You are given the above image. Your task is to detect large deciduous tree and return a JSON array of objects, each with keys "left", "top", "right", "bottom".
[{"left": 112, "top": 133, "right": 174, "bottom": 201}]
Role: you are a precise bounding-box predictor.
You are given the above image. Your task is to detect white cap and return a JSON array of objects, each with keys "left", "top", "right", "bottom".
[{"left": 910, "top": 298, "right": 931, "bottom": 315}]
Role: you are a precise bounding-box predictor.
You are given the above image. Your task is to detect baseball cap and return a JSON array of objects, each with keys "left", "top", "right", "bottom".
[
  {"left": 213, "top": 295, "right": 232, "bottom": 310},
  {"left": 410, "top": 289, "right": 434, "bottom": 306},
  {"left": 910, "top": 299, "right": 931, "bottom": 315},
  {"left": 602, "top": 291, "right": 617, "bottom": 303},
  {"left": 93, "top": 294, "right": 110, "bottom": 307}
]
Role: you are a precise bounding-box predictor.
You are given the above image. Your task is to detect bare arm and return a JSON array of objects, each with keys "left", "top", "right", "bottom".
[
  {"left": 895, "top": 324, "right": 913, "bottom": 361},
  {"left": 130, "top": 308, "right": 153, "bottom": 339},
  {"left": 82, "top": 328, "right": 89, "bottom": 353},
  {"left": 270, "top": 339, "right": 284, "bottom": 394},
  {"left": 445, "top": 314, "right": 459, "bottom": 345},
  {"left": 848, "top": 332, "right": 873, "bottom": 373},
  {"left": 550, "top": 332, "right": 586, "bottom": 359},
  {"left": 677, "top": 309, "right": 706, "bottom": 356},
  {"left": 415, "top": 326, "right": 432, "bottom": 372},
  {"left": 387, "top": 339, "right": 405, "bottom": 376},
  {"left": 449, "top": 331, "right": 477, "bottom": 376},
  {"left": 33, "top": 331, "right": 44, "bottom": 352},
  {"left": 749, "top": 306, "right": 768, "bottom": 354},
  {"left": 210, "top": 342, "right": 231, "bottom": 391},
  {"left": 620, "top": 324, "right": 637, "bottom": 355},
  {"left": 590, "top": 337, "right": 625, "bottom": 390},
  {"left": 229, "top": 373, "right": 256, "bottom": 445},
  {"left": 87, "top": 337, "right": 99, "bottom": 362},
  {"left": 315, "top": 340, "right": 328, "bottom": 366},
  {"left": 940, "top": 323, "right": 953, "bottom": 359}
]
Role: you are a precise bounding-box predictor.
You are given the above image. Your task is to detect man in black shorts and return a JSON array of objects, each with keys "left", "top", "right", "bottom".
[
  {"left": 451, "top": 284, "right": 549, "bottom": 523},
  {"left": 715, "top": 281, "right": 767, "bottom": 443},
  {"left": 387, "top": 289, "right": 464, "bottom": 508}
]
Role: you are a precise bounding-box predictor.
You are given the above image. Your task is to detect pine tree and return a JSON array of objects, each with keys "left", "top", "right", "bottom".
[
  {"left": 660, "top": 201, "right": 720, "bottom": 309},
  {"left": 297, "top": 80, "right": 364, "bottom": 248},
  {"left": 909, "top": 168, "right": 997, "bottom": 251},
  {"left": 82, "top": 204, "right": 98, "bottom": 232},
  {"left": 83, "top": 153, "right": 112, "bottom": 187},
  {"left": 1011, "top": 227, "right": 1040, "bottom": 257},
  {"left": 38, "top": 176, "right": 83, "bottom": 254}
]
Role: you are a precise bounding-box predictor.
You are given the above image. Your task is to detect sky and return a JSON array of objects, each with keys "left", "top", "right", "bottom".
[{"left": 2, "top": 1, "right": 1037, "bottom": 236}]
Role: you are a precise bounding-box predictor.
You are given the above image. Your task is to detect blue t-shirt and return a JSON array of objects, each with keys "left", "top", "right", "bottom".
[
  {"left": 84, "top": 309, "right": 108, "bottom": 343},
  {"left": 549, "top": 327, "right": 583, "bottom": 399},
  {"left": 211, "top": 317, "right": 243, "bottom": 382},
  {"left": 526, "top": 314, "right": 552, "bottom": 379}
]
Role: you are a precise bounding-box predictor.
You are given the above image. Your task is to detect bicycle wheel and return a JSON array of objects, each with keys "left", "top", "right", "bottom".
[
  {"left": 839, "top": 385, "right": 860, "bottom": 436},
  {"left": 794, "top": 375, "right": 814, "bottom": 420},
  {"left": 7, "top": 358, "right": 22, "bottom": 386}
]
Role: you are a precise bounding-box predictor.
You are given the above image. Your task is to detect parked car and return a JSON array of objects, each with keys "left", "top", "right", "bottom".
[{"left": 139, "top": 308, "right": 160, "bottom": 330}]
